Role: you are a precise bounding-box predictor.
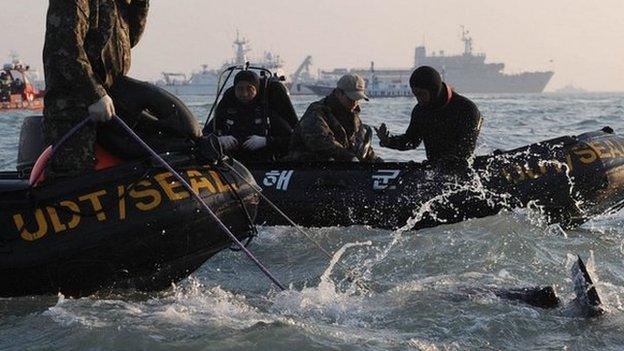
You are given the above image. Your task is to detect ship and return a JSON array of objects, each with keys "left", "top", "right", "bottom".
[
  {"left": 303, "top": 27, "right": 554, "bottom": 97},
  {"left": 157, "top": 32, "right": 285, "bottom": 96}
]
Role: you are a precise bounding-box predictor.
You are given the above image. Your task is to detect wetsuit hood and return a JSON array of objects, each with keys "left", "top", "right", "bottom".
[
  {"left": 410, "top": 66, "right": 449, "bottom": 109},
  {"left": 234, "top": 70, "right": 260, "bottom": 91}
]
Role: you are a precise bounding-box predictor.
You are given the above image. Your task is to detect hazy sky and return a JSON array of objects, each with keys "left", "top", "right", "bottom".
[{"left": 2, "top": 0, "right": 623, "bottom": 91}]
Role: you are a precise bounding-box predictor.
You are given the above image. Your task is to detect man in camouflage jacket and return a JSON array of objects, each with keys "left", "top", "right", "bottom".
[
  {"left": 286, "top": 74, "right": 379, "bottom": 162},
  {"left": 42, "top": 0, "right": 149, "bottom": 179}
]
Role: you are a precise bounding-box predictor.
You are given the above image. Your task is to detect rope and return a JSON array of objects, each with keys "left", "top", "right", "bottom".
[
  {"left": 113, "top": 115, "right": 287, "bottom": 291},
  {"left": 222, "top": 162, "right": 371, "bottom": 292}
]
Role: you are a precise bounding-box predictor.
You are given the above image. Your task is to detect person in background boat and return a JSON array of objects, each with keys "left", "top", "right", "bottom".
[
  {"left": 43, "top": 0, "right": 202, "bottom": 181},
  {"left": 285, "top": 74, "right": 380, "bottom": 162},
  {"left": 10, "top": 78, "right": 24, "bottom": 95},
  {"left": 0, "top": 72, "right": 10, "bottom": 101},
  {"left": 375, "top": 66, "right": 482, "bottom": 171},
  {"left": 205, "top": 70, "right": 296, "bottom": 163}
]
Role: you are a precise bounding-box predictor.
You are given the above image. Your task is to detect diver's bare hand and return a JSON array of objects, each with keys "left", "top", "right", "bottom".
[{"left": 374, "top": 123, "right": 389, "bottom": 144}]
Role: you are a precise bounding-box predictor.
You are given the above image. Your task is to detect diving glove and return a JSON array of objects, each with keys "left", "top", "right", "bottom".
[
  {"left": 218, "top": 135, "right": 239, "bottom": 151},
  {"left": 242, "top": 135, "right": 267, "bottom": 151}
]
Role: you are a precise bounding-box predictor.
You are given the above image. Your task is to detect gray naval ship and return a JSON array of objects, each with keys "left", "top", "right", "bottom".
[{"left": 303, "top": 28, "right": 554, "bottom": 97}]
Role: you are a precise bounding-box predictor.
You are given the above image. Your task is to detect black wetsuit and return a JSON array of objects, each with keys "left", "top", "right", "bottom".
[
  {"left": 383, "top": 83, "right": 482, "bottom": 170},
  {"left": 204, "top": 80, "right": 297, "bottom": 164}
]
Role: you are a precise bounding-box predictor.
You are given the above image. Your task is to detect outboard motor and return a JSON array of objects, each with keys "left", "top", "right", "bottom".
[{"left": 17, "top": 115, "right": 45, "bottom": 178}]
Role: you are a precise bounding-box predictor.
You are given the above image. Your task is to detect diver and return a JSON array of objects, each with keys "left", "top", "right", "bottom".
[
  {"left": 375, "top": 66, "right": 482, "bottom": 171},
  {"left": 285, "top": 74, "right": 380, "bottom": 162},
  {"left": 480, "top": 256, "right": 603, "bottom": 317},
  {"left": 204, "top": 70, "right": 298, "bottom": 164},
  {"left": 43, "top": 0, "right": 202, "bottom": 181},
  {"left": 405, "top": 256, "right": 603, "bottom": 318}
]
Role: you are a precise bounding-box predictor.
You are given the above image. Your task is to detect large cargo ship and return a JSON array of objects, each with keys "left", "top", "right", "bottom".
[{"left": 303, "top": 28, "right": 554, "bottom": 97}]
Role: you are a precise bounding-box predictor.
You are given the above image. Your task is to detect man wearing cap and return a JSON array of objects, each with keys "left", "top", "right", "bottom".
[
  {"left": 206, "top": 70, "right": 296, "bottom": 164},
  {"left": 376, "top": 66, "right": 482, "bottom": 171},
  {"left": 286, "top": 73, "right": 379, "bottom": 162}
]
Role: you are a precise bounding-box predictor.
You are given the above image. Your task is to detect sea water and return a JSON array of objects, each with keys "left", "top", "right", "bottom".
[{"left": 1, "top": 93, "right": 624, "bottom": 350}]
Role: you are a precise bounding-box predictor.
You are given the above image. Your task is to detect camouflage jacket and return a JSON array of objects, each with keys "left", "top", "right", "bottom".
[
  {"left": 43, "top": 0, "right": 149, "bottom": 109},
  {"left": 286, "top": 94, "right": 377, "bottom": 161}
]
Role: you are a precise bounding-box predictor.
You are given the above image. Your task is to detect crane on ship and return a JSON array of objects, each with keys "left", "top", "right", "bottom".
[{"left": 289, "top": 55, "right": 312, "bottom": 92}]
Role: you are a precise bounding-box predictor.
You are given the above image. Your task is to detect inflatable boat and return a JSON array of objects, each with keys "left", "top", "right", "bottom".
[
  {"left": 0, "top": 118, "right": 259, "bottom": 297},
  {"left": 250, "top": 128, "right": 624, "bottom": 230}
]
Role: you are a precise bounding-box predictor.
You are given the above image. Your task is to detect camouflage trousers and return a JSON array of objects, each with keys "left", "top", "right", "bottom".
[{"left": 42, "top": 100, "right": 97, "bottom": 180}]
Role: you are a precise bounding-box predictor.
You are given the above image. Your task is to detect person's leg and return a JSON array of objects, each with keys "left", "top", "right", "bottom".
[
  {"left": 43, "top": 99, "right": 96, "bottom": 180},
  {"left": 110, "top": 76, "right": 201, "bottom": 138},
  {"left": 98, "top": 76, "right": 202, "bottom": 159}
]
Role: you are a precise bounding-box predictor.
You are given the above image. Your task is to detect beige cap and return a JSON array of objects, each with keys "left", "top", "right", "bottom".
[{"left": 336, "top": 74, "right": 369, "bottom": 101}]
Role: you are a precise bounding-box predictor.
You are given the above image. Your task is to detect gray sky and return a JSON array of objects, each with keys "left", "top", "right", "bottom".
[{"left": 2, "top": 0, "right": 623, "bottom": 91}]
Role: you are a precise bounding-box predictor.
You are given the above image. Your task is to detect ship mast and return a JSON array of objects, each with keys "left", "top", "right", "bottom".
[
  {"left": 233, "top": 30, "right": 250, "bottom": 65},
  {"left": 460, "top": 26, "right": 473, "bottom": 56}
]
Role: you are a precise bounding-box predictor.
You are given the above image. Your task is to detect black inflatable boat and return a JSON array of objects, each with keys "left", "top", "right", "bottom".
[
  {"left": 250, "top": 128, "right": 624, "bottom": 229},
  {"left": 0, "top": 118, "right": 259, "bottom": 297}
]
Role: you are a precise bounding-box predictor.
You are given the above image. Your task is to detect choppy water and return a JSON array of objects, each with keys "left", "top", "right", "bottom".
[{"left": 2, "top": 92, "right": 624, "bottom": 350}]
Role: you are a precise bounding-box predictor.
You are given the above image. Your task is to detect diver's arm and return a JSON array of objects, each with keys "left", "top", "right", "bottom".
[
  {"left": 379, "top": 106, "right": 423, "bottom": 151},
  {"left": 383, "top": 118, "right": 423, "bottom": 151},
  {"left": 453, "top": 102, "right": 482, "bottom": 161},
  {"left": 381, "top": 133, "right": 419, "bottom": 151}
]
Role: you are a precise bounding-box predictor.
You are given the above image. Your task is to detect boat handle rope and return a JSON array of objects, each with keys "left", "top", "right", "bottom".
[
  {"left": 112, "top": 115, "right": 287, "bottom": 291},
  {"left": 205, "top": 67, "right": 236, "bottom": 131},
  {"left": 196, "top": 134, "right": 258, "bottom": 251},
  {"left": 222, "top": 162, "right": 371, "bottom": 292}
]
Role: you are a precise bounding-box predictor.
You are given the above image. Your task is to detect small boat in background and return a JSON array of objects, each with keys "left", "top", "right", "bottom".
[{"left": 0, "top": 57, "right": 44, "bottom": 111}]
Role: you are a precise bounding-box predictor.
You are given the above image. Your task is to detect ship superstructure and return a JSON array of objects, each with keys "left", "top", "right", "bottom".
[{"left": 158, "top": 32, "right": 285, "bottom": 96}]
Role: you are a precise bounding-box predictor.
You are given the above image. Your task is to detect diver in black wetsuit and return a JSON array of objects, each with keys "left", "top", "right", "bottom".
[
  {"left": 204, "top": 70, "right": 297, "bottom": 164},
  {"left": 406, "top": 256, "right": 603, "bottom": 318},
  {"left": 376, "top": 66, "right": 483, "bottom": 171}
]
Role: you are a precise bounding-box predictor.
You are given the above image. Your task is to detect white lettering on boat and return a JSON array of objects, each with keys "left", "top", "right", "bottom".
[
  {"left": 372, "top": 170, "right": 401, "bottom": 190},
  {"left": 262, "top": 170, "right": 294, "bottom": 191}
]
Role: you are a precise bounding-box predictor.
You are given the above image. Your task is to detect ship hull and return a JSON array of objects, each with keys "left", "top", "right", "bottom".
[
  {"left": 443, "top": 71, "right": 554, "bottom": 94},
  {"left": 305, "top": 70, "right": 554, "bottom": 97},
  {"left": 158, "top": 83, "right": 220, "bottom": 96}
]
